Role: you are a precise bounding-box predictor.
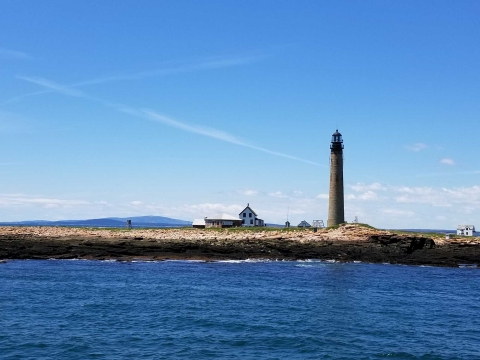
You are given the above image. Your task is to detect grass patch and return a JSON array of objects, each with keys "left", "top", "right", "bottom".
[
  {"left": 393, "top": 229, "right": 451, "bottom": 238},
  {"left": 325, "top": 222, "right": 377, "bottom": 230}
]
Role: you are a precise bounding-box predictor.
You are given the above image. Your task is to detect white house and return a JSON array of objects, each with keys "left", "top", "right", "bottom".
[
  {"left": 239, "top": 204, "right": 264, "bottom": 227},
  {"left": 457, "top": 225, "right": 475, "bottom": 236},
  {"left": 204, "top": 214, "right": 243, "bottom": 228}
]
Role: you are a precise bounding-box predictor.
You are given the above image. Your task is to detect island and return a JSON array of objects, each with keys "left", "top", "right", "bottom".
[{"left": 1, "top": 224, "right": 479, "bottom": 267}]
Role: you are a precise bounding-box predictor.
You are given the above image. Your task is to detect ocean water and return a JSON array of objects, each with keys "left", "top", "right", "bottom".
[{"left": 1, "top": 260, "right": 479, "bottom": 359}]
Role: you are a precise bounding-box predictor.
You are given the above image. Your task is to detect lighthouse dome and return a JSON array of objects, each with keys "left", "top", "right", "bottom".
[{"left": 331, "top": 129, "right": 343, "bottom": 143}]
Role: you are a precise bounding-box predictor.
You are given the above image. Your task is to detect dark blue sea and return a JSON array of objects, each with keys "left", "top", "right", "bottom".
[{"left": 1, "top": 260, "right": 479, "bottom": 359}]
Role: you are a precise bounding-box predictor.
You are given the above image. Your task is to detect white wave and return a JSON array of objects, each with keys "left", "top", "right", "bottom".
[
  {"left": 295, "top": 264, "right": 314, "bottom": 268},
  {"left": 215, "top": 258, "right": 272, "bottom": 264}
]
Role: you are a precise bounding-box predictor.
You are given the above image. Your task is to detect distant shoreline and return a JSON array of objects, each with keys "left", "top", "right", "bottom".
[{"left": 1, "top": 225, "right": 479, "bottom": 268}]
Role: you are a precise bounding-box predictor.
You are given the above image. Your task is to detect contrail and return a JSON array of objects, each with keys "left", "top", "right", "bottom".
[
  {"left": 142, "top": 110, "right": 322, "bottom": 166},
  {"left": 2, "top": 54, "right": 263, "bottom": 106},
  {"left": 17, "top": 75, "right": 322, "bottom": 167}
]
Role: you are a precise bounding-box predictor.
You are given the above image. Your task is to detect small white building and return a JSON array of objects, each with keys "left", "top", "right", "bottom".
[
  {"left": 192, "top": 218, "right": 206, "bottom": 228},
  {"left": 457, "top": 225, "right": 475, "bottom": 236},
  {"left": 239, "top": 204, "right": 264, "bottom": 227}
]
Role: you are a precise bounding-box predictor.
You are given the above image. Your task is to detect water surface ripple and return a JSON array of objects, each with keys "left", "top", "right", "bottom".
[{"left": 1, "top": 260, "right": 479, "bottom": 359}]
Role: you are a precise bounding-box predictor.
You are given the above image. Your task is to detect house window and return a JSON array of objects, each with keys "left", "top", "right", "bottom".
[
  {"left": 249, "top": 213, "right": 252, "bottom": 218},
  {"left": 250, "top": 219, "right": 253, "bottom": 224},
  {"left": 242, "top": 219, "right": 245, "bottom": 224},
  {"left": 243, "top": 213, "right": 246, "bottom": 217}
]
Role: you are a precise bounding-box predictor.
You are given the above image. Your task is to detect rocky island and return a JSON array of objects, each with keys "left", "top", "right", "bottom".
[{"left": 1, "top": 224, "right": 479, "bottom": 267}]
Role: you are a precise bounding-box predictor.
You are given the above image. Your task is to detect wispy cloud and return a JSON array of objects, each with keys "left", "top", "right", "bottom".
[
  {"left": 405, "top": 143, "right": 427, "bottom": 152},
  {"left": 142, "top": 110, "right": 321, "bottom": 166},
  {"left": 0, "top": 47, "right": 31, "bottom": 60},
  {"left": 15, "top": 75, "right": 320, "bottom": 167},
  {"left": 381, "top": 208, "right": 415, "bottom": 217},
  {"left": 440, "top": 158, "right": 455, "bottom": 166},
  {"left": 0, "top": 90, "right": 52, "bottom": 106},
  {"left": 0, "top": 194, "right": 88, "bottom": 207},
  {"left": 346, "top": 191, "right": 379, "bottom": 201},
  {"left": 350, "top": 182, "right": 387, "bottom": 192},
  {"left": 268, "top": 191, "right": 288, "bottom": 198},
  {"left": 414, "top": 170, "right": 480, "bottom": 177},
  {"left": 17, "top": 76, "right": 85, "bottom": 97},
  {"left": 237, "top": 189, "right": 258, "bottom": 196},
  {"left": 75, "top": 54, "right": 265, "bottom": 86},
  {"left": 2, "top": 54, "right": 263, "bottom": 106},
  {"left": 174, "top": 203, "right": 244, "bottom": 217}
]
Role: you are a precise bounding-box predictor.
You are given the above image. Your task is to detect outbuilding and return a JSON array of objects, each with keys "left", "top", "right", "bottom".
[
  {"left": 457, "top": 225, "right": 475, "bottom": 236},
  {"left": 298, "top": 220, "right": 311, "bottom": 228},
  {"left": 192, "top": 218, "right": 206, "bottom": 228}
]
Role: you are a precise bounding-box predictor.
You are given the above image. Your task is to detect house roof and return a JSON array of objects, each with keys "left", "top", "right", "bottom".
[
  {"left": 192, "top": 219, "right": 205, "bottom": 226},
  {"left": 239, "top": 203, "right": 258, "bottom": 216},
  {"left": 298, "top": 220, "right": 311, "bottom": 227},
  {"left": 457, "top": 225, "right": 475, "bottom": 230},
  {"left": 206, "top": 213, "right": 241, "bottom": 221}
]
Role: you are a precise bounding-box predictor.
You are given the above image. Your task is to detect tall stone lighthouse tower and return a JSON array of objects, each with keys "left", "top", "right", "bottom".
[{"left": 327, "top": 129, "right": 345, "bottom": 227}]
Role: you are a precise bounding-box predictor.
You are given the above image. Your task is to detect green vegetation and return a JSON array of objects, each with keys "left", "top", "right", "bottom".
[
  {"left": 325, "top": 222, "right": 377, "bottom": 230},
  {"left": 355, "top": 223, "right": 377, "bottom": 230},
  {"left": 393, "top": 229, "right": 452, "bottom": 239}
]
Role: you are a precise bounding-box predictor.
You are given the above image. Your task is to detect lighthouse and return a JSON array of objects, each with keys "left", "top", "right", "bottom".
[{"left": 327, "top": 129, "right": 345, "bottom": 227}]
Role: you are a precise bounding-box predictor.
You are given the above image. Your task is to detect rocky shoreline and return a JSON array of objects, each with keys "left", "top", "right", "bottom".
[{"left": 1, "top": 225, "right": 479, "bottom": 267}]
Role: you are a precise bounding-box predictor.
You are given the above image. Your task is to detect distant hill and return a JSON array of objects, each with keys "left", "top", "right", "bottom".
[
  {"left": 108, "top": 216, "right": 191, "bottom": 226},
  {"left": 0, "top": 216, "right": 192, "bottom": 228}
]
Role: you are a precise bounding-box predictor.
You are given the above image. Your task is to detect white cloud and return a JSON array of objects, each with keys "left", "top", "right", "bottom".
[
  {"left": 0, "top": 194, "right": 90, "bottom": 212},
  {"left": 405, "top": 143, "right": 427, "bottom": 152},
  {"left": 293, "top": 190, "right": 303, "bottom": 196},
  {"left": 1, "top": 186, "right": 478, "bottom": 229},
  {"left": 0, "top": 195, "right": 88, "bottom": 206},
  {"left": 350, "top": 182, "right": 386, "bottom": 192},
  {"left": 392, "top": 185, "right": 480, "bottom": 208},
  {"left": 381, "top": 209, "right": 415, "bottom": 217},
  {"left": 43, "top": 204, "right": 59, "bottom": 209},
  {"left": 237, "top": 189, "right": 258, "bottom": 196},
  {"left": 174, "top": 203, "right": 243, "bottom": 217},
  {"left": 346, "top": 191, "right": 379, "bottom": 201},
  {"left": 440, "top": 158, "right": 455, "bottom": 166},
  {"left": 268, "top": 191, "right": 287, "bottom": 198},
  {"left": 394, "top": 187, "right": 451, "bottom": 207}
]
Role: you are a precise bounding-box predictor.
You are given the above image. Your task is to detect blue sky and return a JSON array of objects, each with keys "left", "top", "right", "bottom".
[{"left": 1, "top": 1, "right": 479, "bottom": 228}]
